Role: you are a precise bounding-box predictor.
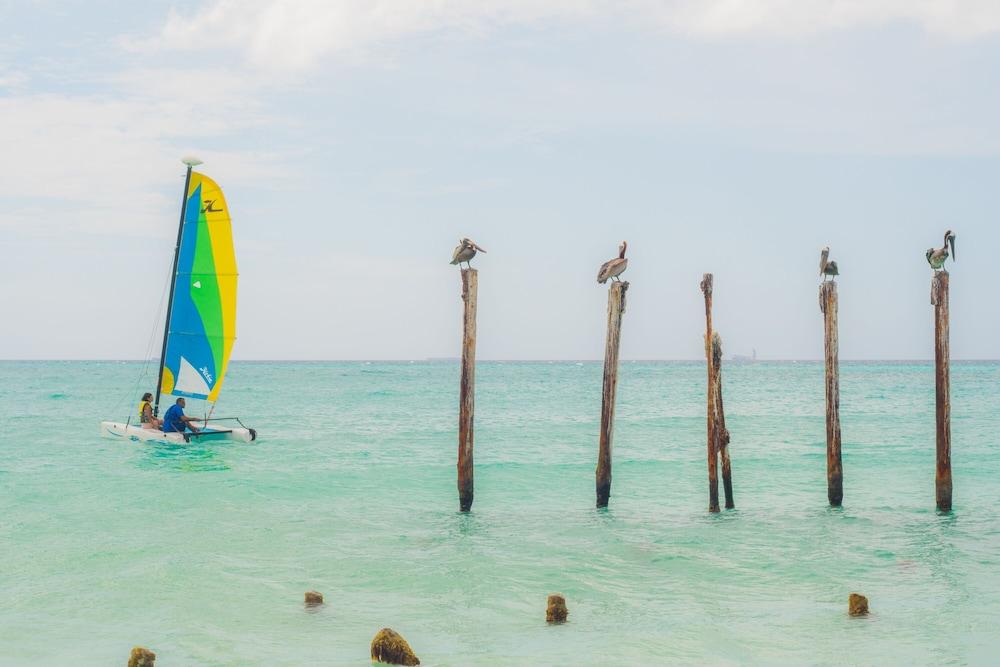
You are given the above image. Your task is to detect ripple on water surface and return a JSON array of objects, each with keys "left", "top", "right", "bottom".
[{"left": 1, "top": 361, "right": 999, "bottom": 665}]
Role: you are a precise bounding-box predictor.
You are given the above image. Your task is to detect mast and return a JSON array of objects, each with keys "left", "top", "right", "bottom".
[{"left": 154, "top": 157, "right": 202, "bottom": 417}]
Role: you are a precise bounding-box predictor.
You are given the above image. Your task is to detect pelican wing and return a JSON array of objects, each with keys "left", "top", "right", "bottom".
[
  {"left": 927, "top": 248, "right": 947, "bottom": 269},
  {"left": 597, "top": 259, "right": 614, "bottom": 283},
  {"left": 597, "top": 258, "right": 627, "bottom": 283}
]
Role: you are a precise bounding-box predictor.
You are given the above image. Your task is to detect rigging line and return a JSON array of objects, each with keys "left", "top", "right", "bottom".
[
  {"left": 125, "top": 252, "right": 173, "bottom": 419},
  {"left": 140, "top": 258, "right": 173, "bottom": 378},
  {"left": 107, "top": 250, "right": 175, "bottom": 421}
]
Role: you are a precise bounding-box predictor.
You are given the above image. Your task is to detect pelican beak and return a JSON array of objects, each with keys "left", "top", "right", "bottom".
[{"left": 949, "top": 234, "right": 956, "bottom": 260}]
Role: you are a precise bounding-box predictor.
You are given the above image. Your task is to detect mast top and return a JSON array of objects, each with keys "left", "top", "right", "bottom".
[{"left": 181, "top": 156, "right": 203, "bottom": 167}]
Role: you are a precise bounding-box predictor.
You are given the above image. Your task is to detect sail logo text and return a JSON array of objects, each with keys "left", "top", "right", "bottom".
[
  {"left": 202, "top": 199, "right": 223, "bottom": 213},
  {"left": 200, "top": 367, "right": 214, "bottom": 384}
]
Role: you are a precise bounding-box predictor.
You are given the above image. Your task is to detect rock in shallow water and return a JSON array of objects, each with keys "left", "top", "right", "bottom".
[
  {"left": 304, "top": 590, "right": 324, "bottom": 607},
  {"left": 371, "top": 627, "right": 420, "bottom": 665},
  {"left": 127, "top": 646, "right": 156, "bottom": 666},
  {"left": 546, "top": 593, "right": 568, "bottom": 623},
  {"left": 849, "top": 593, "right": 869, "bottom": 617}
]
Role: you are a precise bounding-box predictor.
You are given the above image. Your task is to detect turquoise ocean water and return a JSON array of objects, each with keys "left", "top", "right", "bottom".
[{"left": 2, "top": 360, "right": 999, "bottom": 666}]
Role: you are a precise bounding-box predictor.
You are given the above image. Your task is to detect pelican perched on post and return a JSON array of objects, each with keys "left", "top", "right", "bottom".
[
  {"left": 597, "top": 241, "right": 628, "bottom": 284},
  {"left": 819, "top": 246, "right": 839, "bottom": 281},
  {"left": 926, "top": 230, "right": 956, "bottom": 271},
  {"left": 450, "top": 237, "right": 486, "bottom": 269}
]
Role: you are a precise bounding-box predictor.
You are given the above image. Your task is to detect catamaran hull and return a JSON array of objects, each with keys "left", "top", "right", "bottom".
[{"left": 100, "top": 421, "right": 256, "bottom": 444}]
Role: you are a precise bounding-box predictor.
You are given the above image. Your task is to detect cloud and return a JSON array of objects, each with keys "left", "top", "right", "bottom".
[
  {"left": 146, "top": 0, "right": 591, "bottom": 70},
  {"left": 0, "top": 79, "right": 289, "bottom": 238},
  {"left": 148, "top": 0, "right": 1000, "bottom": 71},
  {"left": 0, "top": 69, "right": 28, "bottom": 89},
  {"left": 635, "top": 0, "right": 1000, "bottom": 38}
]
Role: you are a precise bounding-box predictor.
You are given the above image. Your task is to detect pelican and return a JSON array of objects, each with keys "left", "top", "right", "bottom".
[
  {"left": 450, "top": 238, "right": 486, "bottom": 268},
  {"left": 819, "top": 246, "right": 839, "bottom": 281},
  {"left": 926, "top": 230, "right": 956, "bottom": 271},
  {"left": 597, "top": 241, "right": 628, "bottom": 284}
]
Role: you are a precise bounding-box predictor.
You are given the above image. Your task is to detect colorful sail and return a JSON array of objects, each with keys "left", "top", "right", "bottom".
[{"left": 160, "top": 173, "right": 237, "bottom": 402}]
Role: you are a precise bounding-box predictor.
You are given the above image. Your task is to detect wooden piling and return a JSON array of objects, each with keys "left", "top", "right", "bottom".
[
  {"left": 700, "top": 274, "right": 720, "bottom": 513},
  {"left": 819, "top": 281, "right": 843, "bottom": 507},
  {"left": 931, "top": 271, "right": 951, "bottom": 511},
  {"left": 712, "top": 333, "right": 734, "bottom": 509},
  {"left": 458, "top": 268, "right": 478, "bottom": 512},
  {"left": 596, "top": 280, "right": 628, "bottom": 508}
]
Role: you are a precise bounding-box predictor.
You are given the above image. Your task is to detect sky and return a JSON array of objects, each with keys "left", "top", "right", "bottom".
[{"left": 1, "top": 0, "right": 998, "bottom": 360}]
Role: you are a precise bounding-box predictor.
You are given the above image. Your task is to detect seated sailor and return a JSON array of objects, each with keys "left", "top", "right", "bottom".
[
  {"left": 138, "top": 392, "right": 162, "bottom": 430},
  {"left": 162, "top": 397, "right": 202, "bottom": 434}
]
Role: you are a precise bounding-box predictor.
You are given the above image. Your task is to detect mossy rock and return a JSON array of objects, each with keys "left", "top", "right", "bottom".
[
  {"left": 371, "top": 627, "right": 420, "bottom": 665},
  {"left": 546, "top": 593, "right": 568, "bottom": 623},
  {"left": 849, "top": 593, "right": 869, "bottom": 617},
  {"left": 127, "top": 646, "right": 156, "bottom": 667}
]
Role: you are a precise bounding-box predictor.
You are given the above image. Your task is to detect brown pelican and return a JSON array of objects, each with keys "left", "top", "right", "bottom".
[
  {"left": 597, "top": 241, "right": 628, "bottom": 284},
  {"left": 450, "top": 237, "right": 486, "bottom": 268},
  {"left": 819, "top": 246, "right": 839, "bottom": 281},
  {"left": 926, "top": 230, "right": 956, "bottom": 271}
]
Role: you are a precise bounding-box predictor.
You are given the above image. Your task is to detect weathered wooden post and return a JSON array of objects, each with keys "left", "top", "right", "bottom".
[
  {"left": 819, "top": 281, "right": 843, "bottom": 506},
  {"left": 458, "top": 268, "right": 478, "bottom": 512},
  {"left": 712, "top": 333, "right": 734, "bottom": 509},
  {"left": 931, "top": 271, "right": 951, "bottom": 511},
  {"left": 700, "top": 274, "right": 720, "bottom": 513},
  {"left": 596, "top": 280, "right": 628, "bottom": 508}
]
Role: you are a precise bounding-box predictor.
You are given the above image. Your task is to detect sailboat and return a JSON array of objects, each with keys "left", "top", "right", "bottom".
[{"left": 101, "top": 157, "right": 256, "bottom": 444}]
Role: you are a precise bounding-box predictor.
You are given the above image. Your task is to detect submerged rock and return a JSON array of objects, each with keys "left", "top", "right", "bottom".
[
  {"left": 371, "top": 628, "right": 420, "bottom": 665},
  {"left": 848, "top": 593, "right": 869, "bottom": 617},
  {"left": 304, "top": 590, "right": 324, "bottom": 607},
  {"left": 546, "top": 593, "right": 568, "bottom": 623},
  {"left": 127, "top": 646, "right": 156, "bottom": 666}
]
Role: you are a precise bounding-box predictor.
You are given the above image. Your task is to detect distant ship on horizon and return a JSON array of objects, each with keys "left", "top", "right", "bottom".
[{"left": 731, "top": 348, "right": 758, "bottom": 363}]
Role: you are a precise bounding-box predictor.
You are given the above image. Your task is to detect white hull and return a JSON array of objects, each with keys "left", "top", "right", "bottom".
[{"left": 100, "top": 421, "right": 256, "bottom": 444}]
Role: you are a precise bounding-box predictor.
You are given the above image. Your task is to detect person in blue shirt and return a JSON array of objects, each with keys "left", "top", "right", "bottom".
[{"left": 162, "top": 397, "right": 202, "bottom": 434}]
